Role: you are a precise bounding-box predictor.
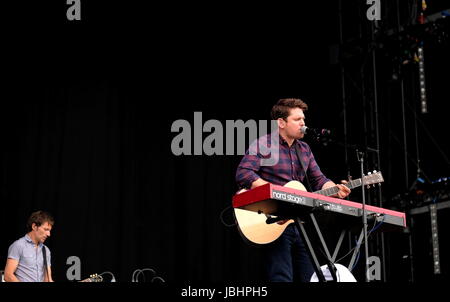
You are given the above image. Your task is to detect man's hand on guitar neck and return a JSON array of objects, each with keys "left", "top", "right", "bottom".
[{"left": 323, "top": 180, "right": 351, "bottom": 199}]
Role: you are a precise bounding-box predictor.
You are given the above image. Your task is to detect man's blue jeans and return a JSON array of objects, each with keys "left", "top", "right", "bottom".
[{"left": 262, "top": 224, "right": 315, "bottom": 282}]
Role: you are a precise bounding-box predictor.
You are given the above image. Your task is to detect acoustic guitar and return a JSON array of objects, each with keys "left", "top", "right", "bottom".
[{"left": 233, "top": 171, "right": 384, "bottom": 245}]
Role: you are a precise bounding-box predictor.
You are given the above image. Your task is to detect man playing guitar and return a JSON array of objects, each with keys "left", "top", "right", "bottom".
[{"left": 235, "top": 98, "right": 350, "bottom": 282}]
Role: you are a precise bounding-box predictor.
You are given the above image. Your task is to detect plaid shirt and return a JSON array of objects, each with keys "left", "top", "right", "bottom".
[{"left": 236, "top": 133, "right": 331, "bottom": 191}]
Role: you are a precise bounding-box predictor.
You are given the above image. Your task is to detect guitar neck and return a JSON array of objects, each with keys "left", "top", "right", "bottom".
[{"left": 314, "top": 178, "right": 362, "bottom": 197}]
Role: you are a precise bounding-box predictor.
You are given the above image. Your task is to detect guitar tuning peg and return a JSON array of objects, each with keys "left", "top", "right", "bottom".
[
  {"left": 368, "top": 172, "right": 372, "bottom": 175},
  {"left": 373, "top": 170, "right": 377, "bottom": 173}
]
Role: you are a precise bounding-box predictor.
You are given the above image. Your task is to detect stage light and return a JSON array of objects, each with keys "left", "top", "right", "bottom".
[
  {"left": 417, "top": 46, "right": 427, "bottom": 113},
  {"left": 430, "top": 204, "right": 440, "bottom": 274}
]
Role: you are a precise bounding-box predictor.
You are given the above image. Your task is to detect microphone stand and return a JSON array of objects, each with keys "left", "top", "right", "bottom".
[
  {"left": 356, "top": 150, "right": 370, "bottom": 282},
  {"left": 307, "top": 133, "right": 377, "bottom": 281}
]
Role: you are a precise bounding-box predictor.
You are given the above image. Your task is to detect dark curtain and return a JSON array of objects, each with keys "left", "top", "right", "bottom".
[
  {"left": 0, "top": 39, "right": 345, "bottom": 282},
  {"left": 1, "top": 75, "right": 273, "bottom": 282}
]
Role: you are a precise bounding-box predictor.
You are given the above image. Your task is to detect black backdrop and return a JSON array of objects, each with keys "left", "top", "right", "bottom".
[{"left": 2, "top": 1, "right": 449, "bottom": 284}]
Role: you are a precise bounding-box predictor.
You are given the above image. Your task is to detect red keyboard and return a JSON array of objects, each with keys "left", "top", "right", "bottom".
[{"left": 233, "top": 183, "right": 406, "bottom": 230}]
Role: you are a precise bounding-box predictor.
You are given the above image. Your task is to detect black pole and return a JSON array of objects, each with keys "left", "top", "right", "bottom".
[
  {"left": 396, "top": 0, "right": 413, "bottom": 282},
  {"left": 356, "top": 150, "right": 370, "bottom": 282},
  {"left": 338, "top": 0, "right": 350, "bottom": 181},
  {"left": 338, "top": 0, "right": 354, "bottom": 260},
  {"left": 370, "top": 16, "right": 386, "bottom": 283}
]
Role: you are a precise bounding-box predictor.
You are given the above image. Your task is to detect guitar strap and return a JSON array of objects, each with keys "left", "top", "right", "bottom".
[
  {"left": 294, "top": 141, "right": 313, "bottom": 192},
  {"left": 42, "top": 245, "right": 48, "bottom": 281}
]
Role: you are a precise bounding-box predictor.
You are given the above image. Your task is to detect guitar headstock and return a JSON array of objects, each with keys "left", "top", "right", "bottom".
[
  {"left": 362, "top": 170, "right": 384, "bottom": 187},
  {"left": 82, "top": 273, "right": 103, "bottom": 282}
]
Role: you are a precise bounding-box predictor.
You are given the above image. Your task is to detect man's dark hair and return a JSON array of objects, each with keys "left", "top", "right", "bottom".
[
  {"left": 27, "top": 210, "right": 54, "bottom": 232},
  {"left": 270, "top": 98, "right": 308, "bottom": 120}
]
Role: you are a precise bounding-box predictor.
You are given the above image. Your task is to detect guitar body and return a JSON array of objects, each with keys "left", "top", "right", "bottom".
[{"left": 233, "top": 180, "right": 306, "bottom": 245}]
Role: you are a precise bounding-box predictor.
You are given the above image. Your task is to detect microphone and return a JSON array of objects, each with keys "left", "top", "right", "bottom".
[{"left": 300, "top": 126, "right": 331, "bottom": 137}]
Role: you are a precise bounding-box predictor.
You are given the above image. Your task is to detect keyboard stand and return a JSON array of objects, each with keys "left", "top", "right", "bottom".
[
  {"left": 293, "top": 212, "right": 338, "bottom": 282},
  {"left": 295, "top": 210, "right": 376, "bottom": 282}
]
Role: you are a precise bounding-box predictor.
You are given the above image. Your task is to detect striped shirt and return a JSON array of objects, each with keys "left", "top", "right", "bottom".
[{"left": 236, "top": 133, "right": 331, "bottom": 191}]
